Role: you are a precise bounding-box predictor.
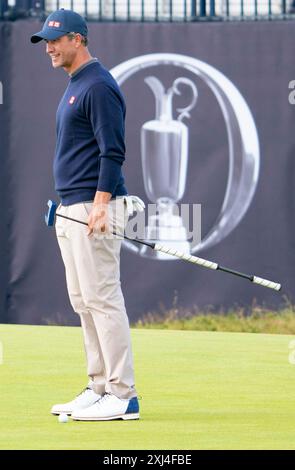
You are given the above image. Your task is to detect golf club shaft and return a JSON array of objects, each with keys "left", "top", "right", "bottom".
[
  {"left": 55, "top": 212, "right": 153, "bottom": 248},
  {"left": 55, "top": 212, "right": 281, "bottom": 292},
  {"left": 152, "top": 244, "right": 281, "bottom": 291}
]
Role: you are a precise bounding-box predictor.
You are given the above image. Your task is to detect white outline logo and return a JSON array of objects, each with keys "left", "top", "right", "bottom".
[
  {"left": 288, "top": 81, "right": 295, "bottom": 105},
  {"left": 111, "top": 53, "right": 260, "bottom": 259}
]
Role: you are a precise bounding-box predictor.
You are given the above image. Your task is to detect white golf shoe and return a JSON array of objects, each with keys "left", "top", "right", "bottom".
[
  {"left": 51, "top": 387, "right": 101, "bottom": 415},
  {"left": 71, "top": 393, "right": 140, "bottom": 421}
]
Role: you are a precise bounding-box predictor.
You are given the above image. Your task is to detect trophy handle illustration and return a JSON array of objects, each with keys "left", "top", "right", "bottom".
[
  {"left": 111, "top": 53, "right": 260, "bottom": 259},
  {"left": 140, "top": 76, "right": 198, "bottom": 258}
]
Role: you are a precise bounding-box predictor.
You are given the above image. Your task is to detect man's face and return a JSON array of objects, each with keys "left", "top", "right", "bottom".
[{"left": 46, "top": 35, "right": 77, "bottom": 69}]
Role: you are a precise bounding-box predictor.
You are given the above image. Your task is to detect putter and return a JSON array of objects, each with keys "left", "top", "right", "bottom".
[{"left": 45, "top": 200, "right": 282, "bottom": 292}]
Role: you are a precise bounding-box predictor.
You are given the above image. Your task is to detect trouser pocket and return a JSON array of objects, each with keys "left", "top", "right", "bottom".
[{"left": 55, "top": 204, "right": 67, "bottom": 237}]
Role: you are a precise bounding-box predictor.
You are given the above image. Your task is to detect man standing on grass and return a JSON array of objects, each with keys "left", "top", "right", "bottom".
[{"left": 31, "top": 9, "right": 140, "bottom": 421}]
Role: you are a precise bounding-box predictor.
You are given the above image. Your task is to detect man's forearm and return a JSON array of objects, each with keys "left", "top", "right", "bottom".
[{"left": 93, "top": 190, "right": 112, "bottom": 206}]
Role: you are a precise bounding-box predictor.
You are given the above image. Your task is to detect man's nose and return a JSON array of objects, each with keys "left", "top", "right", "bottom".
[{"left": 46, "top": 42, "right": 54, "bottom": 54}]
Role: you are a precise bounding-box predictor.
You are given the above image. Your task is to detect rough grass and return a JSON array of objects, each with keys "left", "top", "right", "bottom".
[{"left": 133, "top": 298, "right": 295, "bottom": 334}]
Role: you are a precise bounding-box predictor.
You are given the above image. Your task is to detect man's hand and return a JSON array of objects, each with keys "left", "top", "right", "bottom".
[
  {"left": 86, "top": 203, "right": 109, "bottom": 236},
  {"left": 87, "top": 191, "right": 112, "bottom": 237}
]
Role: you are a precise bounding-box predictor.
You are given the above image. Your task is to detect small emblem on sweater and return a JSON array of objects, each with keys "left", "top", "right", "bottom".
[{"left": 69, "top": 96, "right": 76, "bottom": 105}]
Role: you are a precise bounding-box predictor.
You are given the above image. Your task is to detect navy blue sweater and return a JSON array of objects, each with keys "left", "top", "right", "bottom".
[{"left": 54, "top": 60, "right": 128, "bottom": 206}]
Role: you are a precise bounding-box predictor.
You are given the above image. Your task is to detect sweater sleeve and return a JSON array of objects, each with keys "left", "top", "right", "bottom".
[{"left": 84, "top": 82, "right": 126, "bottom": 194}]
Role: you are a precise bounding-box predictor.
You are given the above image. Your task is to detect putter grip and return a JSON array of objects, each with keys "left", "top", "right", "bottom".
[
  {"left": 252, "top": 276, "right": 281, "bottom": 291},
  {"left": 154, "top": 244, "right": 218, "bottom": 270}
]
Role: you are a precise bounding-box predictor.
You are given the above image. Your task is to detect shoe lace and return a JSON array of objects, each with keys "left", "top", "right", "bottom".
[
  {"left": 73, "top": 387, "right": 91, "bottom": 402},
  {"left": 95, "top": 393, "right": 112, "bottom": 407}
]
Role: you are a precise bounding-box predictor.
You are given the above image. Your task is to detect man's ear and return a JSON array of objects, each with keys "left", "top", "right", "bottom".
[{"left": 75, "top": 34, "right": 83, "bottom": 48}]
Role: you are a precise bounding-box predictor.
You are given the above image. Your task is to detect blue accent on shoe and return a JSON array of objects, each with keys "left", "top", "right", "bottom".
[{"left": 126, "top": 397, "right": 139, "bottom": 414}]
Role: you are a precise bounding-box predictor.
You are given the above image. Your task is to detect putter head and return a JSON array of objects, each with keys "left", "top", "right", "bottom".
[{"left": 45, "top": 200, "right": 57, "bottom": 227}]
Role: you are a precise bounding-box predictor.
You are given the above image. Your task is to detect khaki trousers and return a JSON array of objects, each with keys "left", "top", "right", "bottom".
[{"left": 55, "top": 197, "right": 137, "bottom": 400}]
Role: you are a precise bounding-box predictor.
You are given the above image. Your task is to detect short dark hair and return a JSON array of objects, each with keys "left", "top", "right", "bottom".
[{"left": 67, "top": 32, "right": 88, "bottom": 47}]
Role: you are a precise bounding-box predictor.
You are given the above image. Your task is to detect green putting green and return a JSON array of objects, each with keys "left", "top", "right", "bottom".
[{"left": 0, "top": 324, "right": 295, "bottom": 449}]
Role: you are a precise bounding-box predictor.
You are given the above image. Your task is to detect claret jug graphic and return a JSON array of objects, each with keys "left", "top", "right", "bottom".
[
  {"left": 110, "top": 53, "right": 260, "bottom": 259},
  {"left": 140, "top": 76, "right": 198, "bottom": 257}
]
